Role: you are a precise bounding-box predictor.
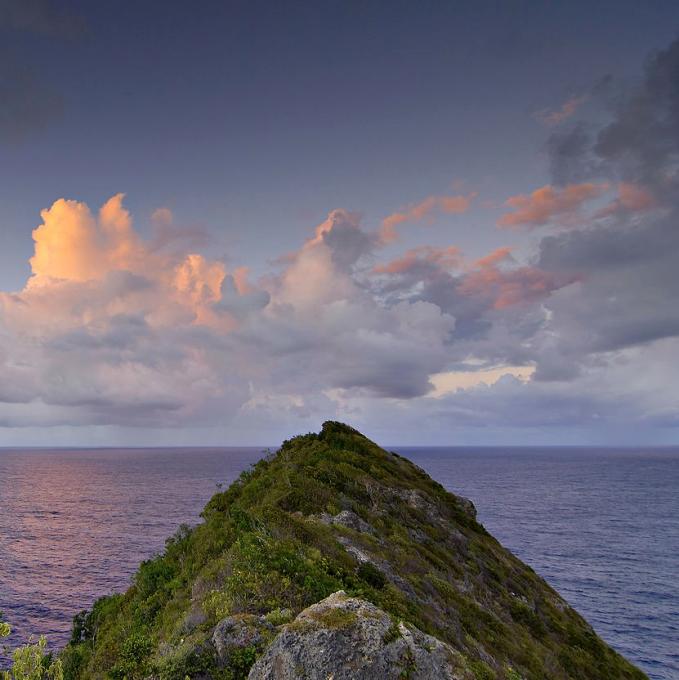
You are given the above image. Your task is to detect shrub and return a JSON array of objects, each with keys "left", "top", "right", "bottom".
[{"left": 0, "top": 616, "right": 64, "bottom": 680}]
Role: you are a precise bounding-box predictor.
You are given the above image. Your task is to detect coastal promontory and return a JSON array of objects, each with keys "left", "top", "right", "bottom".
[{"left": 60, "top": 422, "right": 647, "bottom": 679}]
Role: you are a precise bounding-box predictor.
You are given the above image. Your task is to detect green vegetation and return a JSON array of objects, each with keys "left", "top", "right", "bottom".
[
  {"left": 59, "top": 421, "right": 647, "bottom": 679},
  {"left": 0, "top": 614, "right": 63, "bottom": 680}
]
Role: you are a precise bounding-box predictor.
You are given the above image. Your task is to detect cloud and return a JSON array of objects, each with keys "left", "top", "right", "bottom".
[
  {"left": 371, "top": 241, "right": 575, "bottom": 356},
  {"left": 594, "top": 182, "right": 657, "bottom": 219},
  {"left": 373, "top": 246, "right": 462, "bottom": 275},
  {"left": 458, "top": 258, "right": 576, "bottom": 311},
  {"left": 534, "top": 95, "right": 586, "bottom": 126},
  {"left": 0, "top": 194, "right": 267, "bottom": 426},
  {"left": 151, "top": 207, "right": 173, "bottom": 226},
  {"left": 527, "top": 37, "right": 679, "bottom": 383},
  {"left": 0, "top": 197, "right": 458, "bottom": 428},
  {"left": 4, "top": 39, "right": 679, "bottom": 441},
  {"left": 497, "top": 182, "right": 609, "bottom": 229},
  {"left": 379, "top": 192, "right": 476, "bottom": 243},
  {"left": 29, "top": 194, "right": 145, "bottom": 282},
  {"left": 429, "top": 365, "right": 534, "bottom": 397}
]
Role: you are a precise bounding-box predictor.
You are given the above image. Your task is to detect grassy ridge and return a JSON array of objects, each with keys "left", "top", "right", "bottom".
[{"left": 61, "top": 422, "right": 647, "bottom": 679}]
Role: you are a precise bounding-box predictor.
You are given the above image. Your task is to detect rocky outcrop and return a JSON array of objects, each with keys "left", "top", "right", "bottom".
[
  {"left": 316, "top": 509, "right": 375, "bottom": 534},
  {"left": 247, "top": 591, "right": 470, "bottom": 680}
]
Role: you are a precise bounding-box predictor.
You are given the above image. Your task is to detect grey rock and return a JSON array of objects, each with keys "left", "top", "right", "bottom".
[
  {"left": 455, "top": 496, "right": 477, "bottom": 520},
  {"left": 332, "top": 510, "right": 374, "bottom": 534},
  {"left": 316, "top": 510, "right": 375, "bottom": 534},
  {"left": 247, "top": 591, "right": 470, "bottom": 680},
  {"left": 392, "top": 487, "right": 477, "bottom": 523}
]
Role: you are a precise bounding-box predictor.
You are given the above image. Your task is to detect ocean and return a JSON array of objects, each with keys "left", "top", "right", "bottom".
[{"left": 0, "top": 446, "right": 677, "bottom": 678}]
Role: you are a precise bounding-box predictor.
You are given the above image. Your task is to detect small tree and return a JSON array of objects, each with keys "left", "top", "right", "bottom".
[{"left": 0, "top": 614, "right": 63, "bottom": 680}]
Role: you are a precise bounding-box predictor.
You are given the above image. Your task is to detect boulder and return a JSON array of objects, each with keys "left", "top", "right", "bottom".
[{"left": 247, "top": 591, "right": 470, "bottom": 679}]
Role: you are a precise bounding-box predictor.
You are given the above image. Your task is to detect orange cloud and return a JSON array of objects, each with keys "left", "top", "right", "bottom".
[
  {"left": 595, "top": 182, "right": 657, "bottom": 219},
  {"left": 459, "top": 246, "right": 576, "bottom": 309},
  {"left": 373, "top": 246, "right": 462, "bottom": 274},
  {"left": 232, "top": 266, "right": 254, "bottom": 294},
  {"left": 534, "top": 95, "right": 586, "bottom": 126},
  {"left": 174, "top": 253, "right": 225, "bottom": 307},
  {"left": 498, "top": 183, "right": 609, "bottom": 229},
  {"left": 24, "top": 195, "right": 272, "bottom": 334},
  {"left": 30, "top": 194, "right": 145, "bottom": 283},
  {"left": 473, "top": 246, "right": 513, "bottom": 269},
  {"left": 380, "top": 192, "right": 476, "bottom": 243},
  {"left": 619, "top": 182, "right": 655, "bottom": 211}
]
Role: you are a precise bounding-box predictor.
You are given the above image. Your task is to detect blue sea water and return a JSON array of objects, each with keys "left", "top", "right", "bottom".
[{"left": 0, "top": 446, "right": 677, "bottom": 678}]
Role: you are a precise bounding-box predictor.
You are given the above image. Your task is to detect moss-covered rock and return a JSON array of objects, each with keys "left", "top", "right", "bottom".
[{"left": 60, "top": 421, "right": 647, "bottom": 679}]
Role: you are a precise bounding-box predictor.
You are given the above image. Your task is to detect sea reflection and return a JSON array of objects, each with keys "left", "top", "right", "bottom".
[{"left": 0, "top": 447, "right": 260, "bottom": 658}]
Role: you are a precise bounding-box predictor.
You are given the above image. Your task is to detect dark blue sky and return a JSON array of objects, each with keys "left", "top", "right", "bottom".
[{"left": 1, "top": 0, "right": 679, "bottom": 445}]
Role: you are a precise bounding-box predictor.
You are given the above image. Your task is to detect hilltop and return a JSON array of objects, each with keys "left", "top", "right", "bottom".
[{"left": 60, "top": 422, "right": 646, "bottom": 679}]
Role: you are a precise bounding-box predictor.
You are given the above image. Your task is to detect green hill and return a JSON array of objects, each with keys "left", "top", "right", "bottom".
[{"left": 60, "top": 422, "right": 646, "bottom": 679}]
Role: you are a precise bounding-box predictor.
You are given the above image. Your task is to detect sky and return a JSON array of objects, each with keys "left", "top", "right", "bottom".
[{"left": 1, "top": 0, "right": 679, "bottom": 446}]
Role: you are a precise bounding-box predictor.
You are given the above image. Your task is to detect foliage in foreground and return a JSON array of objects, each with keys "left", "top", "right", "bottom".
[
  {"left": 0, "top": 615, "right": 63, "bottom": 680},
  {"left": 59, "top": 422, "right": 647, "bottom": 680}
]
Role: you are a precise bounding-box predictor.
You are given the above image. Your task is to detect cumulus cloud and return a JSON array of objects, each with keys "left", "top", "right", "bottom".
[
  {"left": 3, "top": 39, "right": 679, "bottom": 441},
  {"left": 0, "top": 196, "right": 458, "bottom": 429}
]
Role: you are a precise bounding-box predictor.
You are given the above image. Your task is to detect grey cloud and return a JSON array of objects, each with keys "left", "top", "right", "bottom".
[
  {"left": 548, "top": 123, "right": 598, "bottom": 186},
  {"left": 215, "top": 275, "right": 270, "bottom": 319},
  {"left": 534, "top": 37, "right": 679, "bottom": 380},
  {"left": 320, "top": 210, "right": 375, "bottom": 271},
  {"left": 550, "top": 38, "right": 679, "bottom": 188}
]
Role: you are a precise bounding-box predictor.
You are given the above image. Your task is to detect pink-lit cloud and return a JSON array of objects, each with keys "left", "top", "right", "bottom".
[
  {"left": 458, "top": 247, "right": 576, "bottom": 310},
  {"left": 498, "top": 183, "right": 609, "bottom": 229},
  {"left": 380, "top": 192, "right": 476, "bottom": 243},
  {"left": 534, "top": 95, "right": 586, "bottom": 126},
  {"left": 373, "top": 245, "right": 462, "bottom": 275},
  {"left": 594, "top": 182, "right": 657, "bottom": 219},
  {"left": 0, "top": 196, "right": 460, "bottom": 426}
]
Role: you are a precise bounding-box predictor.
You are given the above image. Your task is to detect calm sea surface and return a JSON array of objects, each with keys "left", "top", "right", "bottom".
[{"left": 0, "top": 446, "right": 677, "bottom": 679}]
